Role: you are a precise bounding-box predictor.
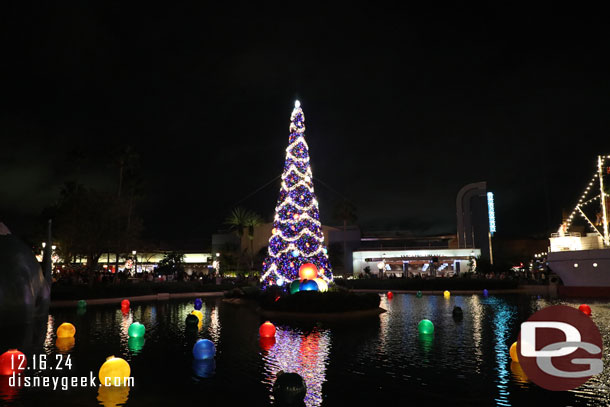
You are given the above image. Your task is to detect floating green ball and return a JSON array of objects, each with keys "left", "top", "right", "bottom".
[
  {"left": 77, "top": 300, "right": 87, "bottom": 308},
  {"left": 416, "top": 291, "right": 423, "bottom": 298},
  {"left": 127, "top": 322, "right": 145, "bottom": 338},
  {"left": 289, "top": 280, "right": 301, "bottom": 294},
  {"left": 418, "top": 319, "right": 434, "bottom": 335}
]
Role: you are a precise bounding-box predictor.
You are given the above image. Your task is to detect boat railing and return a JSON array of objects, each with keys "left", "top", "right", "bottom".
[{"left": 550, "top": 232, "right": 581, "bottom": 238}]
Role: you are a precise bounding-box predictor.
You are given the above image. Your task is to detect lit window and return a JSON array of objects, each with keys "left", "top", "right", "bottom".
[
  {"left": 574, "top": 263, "right": 579, "bottom": 268},
  {"left": 593, "top": 263, "right": 598, "bottom": 268}
]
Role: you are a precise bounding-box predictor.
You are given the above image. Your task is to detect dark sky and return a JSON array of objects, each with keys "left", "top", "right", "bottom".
[{"left": 2, "top": 3, "right": 609, "bottom": 242}]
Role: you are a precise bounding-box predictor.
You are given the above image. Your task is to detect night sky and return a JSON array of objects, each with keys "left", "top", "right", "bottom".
[{"left": 2, "top": 4, "right": 609, "bottom": 242}]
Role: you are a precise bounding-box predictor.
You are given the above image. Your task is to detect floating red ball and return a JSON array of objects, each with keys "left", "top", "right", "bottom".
[
  {"left": 387, "top": 291, "right": 394, "bottom": 299},
  {"left": 121, "top": 299, "right": 130, "bottom": 309},
  {"left": 0, "top": 349, "right": 26, "bottom": 376},
  {"left": 259, "top": 321, "right": 276, "bottom": 338},
  {"left": 298, "top": 263, "right": 318, "bottom": 280},
  {"left": 579, "top": 304, "right": 592, "bottom": 316}
]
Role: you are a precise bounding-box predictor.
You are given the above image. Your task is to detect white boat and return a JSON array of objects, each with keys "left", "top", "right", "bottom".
[{"left": 547, "top": 155, "right": 610, "bottom": 296}]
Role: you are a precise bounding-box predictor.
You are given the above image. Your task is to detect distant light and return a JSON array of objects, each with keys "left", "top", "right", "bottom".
[
  {"left": 42, "top": 242, "right": 46, "bottom": 248},
  {"left": 216, "top": 253, "right": 220, "bottom": 257},
  {"left": 132, "top": 250, "right": 137, "bottom": 255},
  {"left": 294, "top": 100, "right": 301, "bottom": 108},
  {"left": 574, "top": 263, "right": 579, "bottom": 268},
  {"left": 52, "top": 245, "right": 57, "bottom": 250},
  {"left": 487, "top": 192, "right": 496, "bottom": 235},
  {"left": 593, "top": 263, "right": 598, "bottom": 268}
]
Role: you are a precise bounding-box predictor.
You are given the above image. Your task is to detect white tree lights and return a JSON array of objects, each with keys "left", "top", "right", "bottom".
[{"left": 260, "top": 101, "right": 332, "bottom": 288}]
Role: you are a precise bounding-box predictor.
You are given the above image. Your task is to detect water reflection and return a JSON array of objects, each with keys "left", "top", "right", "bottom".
[
  {"left": 192, "top": 359, "right": 216, "bottom": 379},
  {"left": 97, "top": 385, "right": 130, "bottom": 407},
  {"left": 55, "top": 337, "right": 75, "bottom": 353},
  {"left": 262, "top": 327, "right": 331, "bottom": 407},
  {"left": 491, "top": 298, "right": 515, "bottom": 407},
  {"left": 127, "top": 337, "right": 145, "bottom": 354}
]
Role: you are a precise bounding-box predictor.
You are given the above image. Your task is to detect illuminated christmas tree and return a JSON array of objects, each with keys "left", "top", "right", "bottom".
[{"left": 261, "top": 101, "right": 332, "bottom": 288}]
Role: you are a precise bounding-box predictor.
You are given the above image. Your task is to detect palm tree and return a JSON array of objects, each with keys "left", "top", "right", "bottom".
[{"left": 225, "top": 207, "right": 263, "bottom": 269}]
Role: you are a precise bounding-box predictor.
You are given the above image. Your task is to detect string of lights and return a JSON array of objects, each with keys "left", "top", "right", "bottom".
[{"left": 261, "top": 101, "right": 333, "bottom": 288}]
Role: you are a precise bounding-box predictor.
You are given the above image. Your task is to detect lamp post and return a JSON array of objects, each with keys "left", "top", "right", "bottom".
[{"left": 132, "top": 250, "right": 137, "bottom": 275}]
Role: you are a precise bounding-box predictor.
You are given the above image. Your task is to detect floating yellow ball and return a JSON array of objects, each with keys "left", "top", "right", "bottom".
[
  {"left": 509, "top": 341, "right": 519, "bottom": 362},
  {"left": 57, "top": 322, "right": 76, "bottom": 338},
  {"left": 191, "top": 310, "right": 203, "bottom": 322},
  {"left": 443, "top": 290, "right": 450, "bottom": 299},
  {"left": 313, "top": 278, "right": 328, "bottom": 292},
  {"left": 99, "top": 356, "right": 131, "bottom": 387}
]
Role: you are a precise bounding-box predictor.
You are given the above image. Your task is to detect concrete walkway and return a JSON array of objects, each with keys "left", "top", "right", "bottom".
[{"left": 51, "top": 291, "right": 225, "bottom": 308}]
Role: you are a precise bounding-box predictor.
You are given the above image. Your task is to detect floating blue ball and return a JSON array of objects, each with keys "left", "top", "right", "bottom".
[
  {"left": 194, "top": 298, "right": 203, "bottom": 310},
  {"left": 299, "top": 279, "right": 319, "bottom": 292},
  {"left": 483, "top": 289, "right": 489, "bottom": 297},
  {"left": 193, "top": 339, "right": 215, "bottom": 360}
]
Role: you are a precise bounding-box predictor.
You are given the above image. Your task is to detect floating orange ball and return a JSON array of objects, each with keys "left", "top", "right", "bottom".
[
  {"left": 98, "top": 356, "right": 131, "bottom": 387},
  {"left": 579, "top": 304, "right": 592, "bottom": 316},
  {"left": 0, "top": 349, "right": 26, "bottom": 376},
  {"left": 509, "top": 341, "right": 519, "bottom": 362},
  {"left": 298, "top": 263, "right": 318, "bottom": 280},
  {"left": 259, "top": 321, "right": 276, "bottom": 338},
  {"left": 57, "top": 322, "right": 76, "bottom": 338},
  {"left": 387, "top": 291, "right": 394, "bottom": 299}
]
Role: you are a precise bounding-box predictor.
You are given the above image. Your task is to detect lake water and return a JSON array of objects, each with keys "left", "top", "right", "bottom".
[{"left": 2, "top": 294, "right": 610, "bottom": 406}]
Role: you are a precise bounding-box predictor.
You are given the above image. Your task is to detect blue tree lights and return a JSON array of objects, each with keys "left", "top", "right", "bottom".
[{"left": 261, "top": 101, "right": 333, "bottom": 288}]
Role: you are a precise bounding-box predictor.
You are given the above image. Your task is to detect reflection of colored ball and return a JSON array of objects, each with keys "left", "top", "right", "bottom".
[
  {"left": 97, "top": 384, "right": 130, "bottom": 407},
  {"left": 579, "top": 304, "right": 592, "bottom": 316},
  {"left": 313, "top": 278, "right": 328, "bottom": 292},
  {"left": 191, "top": 310, "right": 204, "bottom": 322},
  {"left": 387, "top": 291, "right": 394, "bottom": 299},
  {"left": 0, "top": 349, "right": 26, "bottom": 376},
  {"left": 299, "top": 263, "right": 318, "bottom": 280},
  {"left": 273, "top": 372, "right": 307, "bottom": 405},
  {"left": 418, "top": 319, "right": 434, "bottom": 335},
  {"left": 193, "top": 339, "right": 216, "bottom": 360},
  {"left": 259, "top": 321, "right": 276, "bottom": 338},
  {"left": 259, "top": 337, "right": 276, "bottom": 351},
  {"left": 299, "top": 279, "right": 318, "bottom": 292},
  {"left": 509, "top": 341, "right": 519, "bottom": 362},
  {"left": 56, "top": 337, "right": 75, "bottom": 353},
  {"left": 416, "top": 291, "right": 423, "bottom": 298},
  {"left": 483, "top": 289, "right": 489, "bottom": 297},
  {"left": 128, "top": 337, "right": 145, "bottom": 354},
  {"left": 510, "top": 361, "right": 529, "bottom": 383},
  {"left": 121, "top": 299, "right": 130, "bottom": 308},
  {"left": 289, "top": 280, "right": 301, "bottom": 294},
  {"left": 185, "top": 314, "right": 199, "bottom": 327},
  {"left": 99, "top": 356, "right": 131, "bottom": 387},
  {"left": 192, "top": 359, "right": 216, "bottom": 378},
  {"left": 57, "top": 322, "right": 76, "bottom": 338},
  {"left": 77, "top": 299, "right": 87, "bottom": 308},
  {"left": 443, "top": 290, "right": 450, "bottom": 299},
  {"left": 128, "top": 322, "right": 145, "bottom": 338},
  {"left": 194, "top": 298, "right": 203, "bottom": 310}
]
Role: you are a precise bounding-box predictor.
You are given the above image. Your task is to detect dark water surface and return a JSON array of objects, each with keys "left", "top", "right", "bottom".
[{"left": 2, "top": 294, "right": 610, "bottom": 406}]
